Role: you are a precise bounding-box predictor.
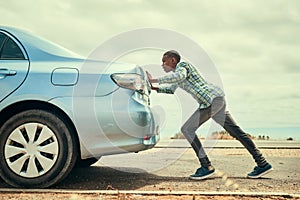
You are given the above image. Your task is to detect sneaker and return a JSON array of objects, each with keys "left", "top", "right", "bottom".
[
  {"left": 189, "top": 166, "right": 215, "bottom": 180},
  {"left": 247, "top": 163, "right": 273, "bottom": 179}
]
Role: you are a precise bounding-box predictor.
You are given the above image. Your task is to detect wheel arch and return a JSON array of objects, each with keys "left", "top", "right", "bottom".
[{"left": 0, "top": 100, "right": 81, "bottom": 158}]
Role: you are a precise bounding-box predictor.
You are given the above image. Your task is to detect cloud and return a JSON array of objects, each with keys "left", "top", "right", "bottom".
[{"left": 1, "top": 0, "right": 299, "bottom": 131}]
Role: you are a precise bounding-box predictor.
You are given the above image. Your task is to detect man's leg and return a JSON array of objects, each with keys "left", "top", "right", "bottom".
[
  {"left": 181, "top": 97, "right": 225, "bottom": 167},
  {"left": 212, "top": 108, "right": 268, "bottom": 167},
  {"left": 181, "top": 107, "right": 211, "bottom": 167},
  {"left": 212, "top": 100, "right": 273, "bottom": 178}
]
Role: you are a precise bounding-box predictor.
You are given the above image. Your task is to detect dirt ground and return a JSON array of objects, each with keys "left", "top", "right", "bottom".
[
  {"left": 0, "top": 193, "right": 298, "bottom": 200},
  {"left": 0, "top": 148, "right": 299, "bottom": 199}
]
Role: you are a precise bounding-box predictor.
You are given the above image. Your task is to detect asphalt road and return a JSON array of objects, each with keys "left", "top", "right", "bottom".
[{"left": 0, "top": 140, "right": 299, "bottom": 196}]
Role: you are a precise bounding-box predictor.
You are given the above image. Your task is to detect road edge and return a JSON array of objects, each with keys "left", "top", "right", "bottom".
[{"left": 0, "top": 189, "right": 299, "bottom": 198}]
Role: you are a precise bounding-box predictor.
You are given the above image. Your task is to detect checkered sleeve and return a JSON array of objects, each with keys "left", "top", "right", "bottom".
[{"left": 157, "top": 84, "right": 178, "bottom": 94}]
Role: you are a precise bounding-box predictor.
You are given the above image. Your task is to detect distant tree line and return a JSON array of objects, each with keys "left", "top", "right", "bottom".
[
  {"left": 170, "top": 132, "right": 186, "bottom": 139},
  {"left": 209, "top": 131, "right": 257, "bottom": 140},
  {"left": 171, "top": 131, "right": 274, "bottom": 140},
  {"left": 257, "top": 135, "right": 270, "bottom": 140},
  {"left": 171, "top": 131, "right": 295, "bottom": 141}
]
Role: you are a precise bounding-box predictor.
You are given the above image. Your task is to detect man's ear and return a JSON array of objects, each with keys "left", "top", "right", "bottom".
[{"left": 171, "top": 57, "right": 177, "bottom": 64}]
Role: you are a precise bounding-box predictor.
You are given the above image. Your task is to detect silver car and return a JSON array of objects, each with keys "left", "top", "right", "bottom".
[{"left": 0, "top": 26, "right": 159, "bottom": 188}]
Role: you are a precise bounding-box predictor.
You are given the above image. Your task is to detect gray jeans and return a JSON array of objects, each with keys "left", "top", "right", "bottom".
[{"left": 181, "top": 97, "right": 268, "bottom": 168}]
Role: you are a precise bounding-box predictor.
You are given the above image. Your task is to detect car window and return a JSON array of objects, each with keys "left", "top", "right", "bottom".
[
  {"left": 0, "top": 33, "right": 7, "bottom": 49},
  {"left": 0, "top": 37, "right": 25, "bottom": 60}
]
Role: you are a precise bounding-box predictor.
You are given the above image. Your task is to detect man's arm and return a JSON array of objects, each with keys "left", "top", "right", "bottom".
[
  {"left": 146, "top": 71, "right": 178, "bottom": 93},
  {"left": 156, "top": 84, "right": 178, "bottom": 94},
  {"left": 158, "top": 63, "right": 187, "bottom": 84}
]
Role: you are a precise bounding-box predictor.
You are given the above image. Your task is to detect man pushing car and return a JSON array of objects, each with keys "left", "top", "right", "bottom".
[{"left": 146, "top": 50, "right": 273, "bottom": 180}]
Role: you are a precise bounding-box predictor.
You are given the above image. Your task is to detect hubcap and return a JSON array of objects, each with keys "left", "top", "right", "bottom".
[{"left": 4, "top": 123, "right": 59, "bottom": 178}]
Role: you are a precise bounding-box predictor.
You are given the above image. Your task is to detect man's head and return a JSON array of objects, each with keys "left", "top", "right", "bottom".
[{"left": 161, "top": 50, "right": 181, "bottom": 72}]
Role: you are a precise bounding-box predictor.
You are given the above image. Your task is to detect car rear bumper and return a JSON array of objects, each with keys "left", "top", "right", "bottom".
[{"left": 143, "top": 125, "right": 160, "bottom": 147}]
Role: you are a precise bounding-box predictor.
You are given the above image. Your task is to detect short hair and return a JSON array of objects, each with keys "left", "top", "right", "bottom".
[{"left": 163, "top": 50, "right": 181, "bottom": 62}]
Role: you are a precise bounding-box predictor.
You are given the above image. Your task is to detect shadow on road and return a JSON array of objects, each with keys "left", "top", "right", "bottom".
[
  {"left": 0, "top": 165, "right": 201, "bottom": 190},
  {"left": 1, "top": 163, "right": 299, "bottom": 195},
  {"left": 0, "top": 165, "right": 273, "bottom": 190},
  {"left": 53, "top": 166, "right": 189, "bottom": 190}
]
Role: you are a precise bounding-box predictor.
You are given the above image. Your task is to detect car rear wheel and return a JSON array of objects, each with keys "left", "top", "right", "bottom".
[{"left": 0, "top": 109, "right": 77, "bottom": 188}]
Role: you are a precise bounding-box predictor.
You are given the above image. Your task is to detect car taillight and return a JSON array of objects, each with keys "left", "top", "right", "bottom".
[{"left": 111, "top": 73, "right": 145, "bottom": 92}]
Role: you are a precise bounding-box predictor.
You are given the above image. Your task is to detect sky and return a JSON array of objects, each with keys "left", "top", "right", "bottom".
[{"left": 1, "top": 0, "right": 299, "bottom": 139}]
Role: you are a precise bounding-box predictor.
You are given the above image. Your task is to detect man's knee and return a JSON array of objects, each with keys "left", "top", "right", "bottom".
[
  {"left": 180, "top": 126, "right": 188, "bottom": 135},
  {"left": 181, "top": 126, "right": 198, "bottom": 143},
  {"left": 181, "top": 125, "right": 197, "bottom": 137}
]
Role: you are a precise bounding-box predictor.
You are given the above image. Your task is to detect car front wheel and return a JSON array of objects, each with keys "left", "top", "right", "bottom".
[{"left": 0, "top": 109, "right": 77, "bottom": 188}]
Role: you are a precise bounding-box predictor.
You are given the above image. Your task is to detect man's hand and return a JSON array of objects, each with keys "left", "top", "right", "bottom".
[
  {"left": 146, "top": 71, "right": 153, "bottom": 81},
  {"left": 146, "top": 71, "right": 158, "bottom": 83},
  {"left": 146, "top": 71, "right": 158, "bottom": 91}
]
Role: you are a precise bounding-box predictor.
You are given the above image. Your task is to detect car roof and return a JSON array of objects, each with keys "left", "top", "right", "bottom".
[{"left": 0, "top": 26, "right": 83, "bottom": 61}]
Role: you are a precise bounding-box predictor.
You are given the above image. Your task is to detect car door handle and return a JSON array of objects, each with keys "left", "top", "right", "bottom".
[{"left": 0, "top": 68, "right": 17, "bottom": 76}]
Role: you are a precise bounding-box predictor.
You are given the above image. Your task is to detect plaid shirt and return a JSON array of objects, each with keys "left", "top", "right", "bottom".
[{"left": 157, "top": 61, "right": 225, "bottom": 109}]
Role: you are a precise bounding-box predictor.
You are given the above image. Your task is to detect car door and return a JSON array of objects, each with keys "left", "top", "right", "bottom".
[{"left": 0, "top": 31, "right": 29, "bottom": 102}]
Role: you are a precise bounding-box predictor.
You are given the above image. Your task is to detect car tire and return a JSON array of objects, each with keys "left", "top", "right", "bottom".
[
  {"left": 75, "top": 157, "right": 99, "bottom": 168},
  {"left": 0, "top": 109, "right": 77, "bottom": 188}
]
